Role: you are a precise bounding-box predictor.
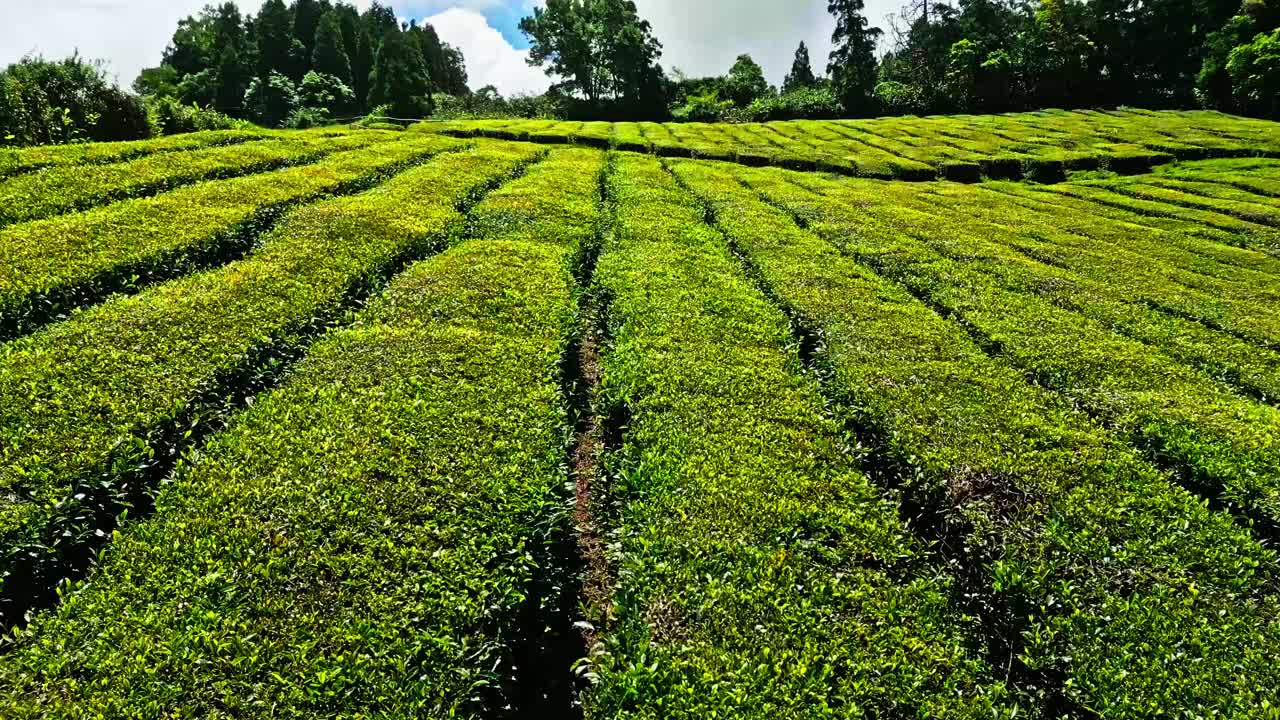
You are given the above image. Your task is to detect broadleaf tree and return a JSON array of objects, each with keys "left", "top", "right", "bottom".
[{"left": 520, "top": 0, "right": 665, "bottom": 111}]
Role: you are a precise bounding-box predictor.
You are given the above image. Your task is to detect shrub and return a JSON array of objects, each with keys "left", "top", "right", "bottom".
[
  {"left": 586, "top": 153, "right": 1009, "bottom": 717},
  {"left": 1227, "top": 28, "right": 1280, "bottom": 119},
  {"left": 678, "top": 160, "right": 1280, "bottom": 715},
  {"left": 670, "top": 89, "right": 733, "bottom": 122},
  {"left": 0, "top": 142, "right": 544, "bottom": 630},
  {"left": 297, "top": 71, "right": 355, "bottom": 117},
  {"left": 0, "top": 135, "right": 458, "bottom": 341},
  {"left": 0, "top": 145, "right": 586, "bottom": 716},
  {"left": 243, "top": 72, "right": 299, "bottom": 128},
  {"left": 873, "top": 80, "right": 928, "bottom": 115},
  {"left": 284, "top": 107, "right": 329, "bottom": 129},
  {"left": 0, "top": 134, "right": 379, "bottom": 226},
  {"left": 145, "top": 96, "right": 241, "bottom": 136},
  {"left": 734, "top": 85, "right": 844, "bottom": 121},
  {"left": 0, "top": 55, "right": 149, "bottom": 147}
]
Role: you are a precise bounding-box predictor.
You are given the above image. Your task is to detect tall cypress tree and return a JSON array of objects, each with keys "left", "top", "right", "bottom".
[
  {"left": 334, "top": 2, "right": 361, "bottom": 71},
  {"left": 416, "top": 23, "right": 450, "bottom": 92},
  {"left": 352, "top": 28, "right": 375, "bottom": 112},
  {"left": 312, "top": 10, "right": 353, "bottom": 87},
  {"left": 442, "top": 44, "right": 469, "bottom": 96},
  {"left": 828, "top": 0, "right": 883, "bottom": 114},
  {"left": 363, "top": 2, "right": 400, "bottom": 38},
  {"left": 368, "top": 25, "right": 433, "bottom": 117},
  {"left": 784, "top": 41, "right": 817, "bottom": 92},
  {"left": 256, "top": 0, "right": 294, "bottom": 78},
  {"left": 211, "top": 3, "right": 249, "bottom": 113},
  {"left": 292, "top": 0, "right": 325, "bottom": 69}
]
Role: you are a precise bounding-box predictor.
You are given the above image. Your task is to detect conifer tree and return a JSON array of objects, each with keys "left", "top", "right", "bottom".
[
  {"left": 312, "top": 10, "right": 353, "bottom": 87},
  {"left": 784, "top": 41, "right": 817, "bottom": 92},
  {"left": 368, "top": 26, "right": 434, "bottom": 117},
  {"left": 828, "top": 0, "right": 882, "bottom": 114}
]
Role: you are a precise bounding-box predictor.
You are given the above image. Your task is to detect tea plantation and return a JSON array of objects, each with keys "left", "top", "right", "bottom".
[{"left": 0, "top": 110, "right": 1278, "bottom": 718}]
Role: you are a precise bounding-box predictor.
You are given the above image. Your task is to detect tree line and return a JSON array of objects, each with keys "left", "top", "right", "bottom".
[
  {"left": 125, "top": 0, "right": 1280, "bottom": 124},
  {"left": 133, "top": 0, "right": 469, "bottom": 128},
  {"left": 517, "top": 0, "right": 1279, "bottom": 121},
  {"left": 3, "top": 0, "right": 1278, "bottom": 147}
]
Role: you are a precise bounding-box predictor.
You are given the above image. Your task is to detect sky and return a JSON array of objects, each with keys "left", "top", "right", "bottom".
[{"left": 0, "top": 0, "right": 904, "bottom": 97}]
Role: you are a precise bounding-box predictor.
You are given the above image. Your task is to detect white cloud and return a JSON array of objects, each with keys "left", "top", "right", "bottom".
[
  {"left": 425, "top": 7, "right": 548, "bottom": 96},
  {"left": 0, "top": 0, "right": 216, "bottom": 87}
]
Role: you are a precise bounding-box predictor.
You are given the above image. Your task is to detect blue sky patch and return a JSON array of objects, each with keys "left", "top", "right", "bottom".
[{"left": 405, "top": 1, "right": 532, "bottom": 50}]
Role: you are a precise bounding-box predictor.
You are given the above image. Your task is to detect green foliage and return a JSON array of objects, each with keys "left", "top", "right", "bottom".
[
  {"left": 738, "top": 85, "right": 843, "bottom": 121},
  {"left": 256, "top": 0, "right": 296, "bottom": 78},
  {"left": 520, "top": 0, "right": 666, "bottom": 114},
  {"left": 874, "top": 79, "right": 928, "bottom": 114},
  {"left": 292, "top": 0, "right": 325, "bottom": 64},
  {"left": 0, "top": 143, "right": 574, "bottom": 715},
  {"left": 0, "top": 133, "right": 447, "bottom": 342},
  {"left": 131, "top": 65, "right": 180, "bottom": 98},
  {"left": 585, "top": 152, "right": 1012, "bottom": 717},
  {"left": 669, "top": 89, "right": 733, "bottom": 122},
  {"left": 783, "top": 41, "right": 818, "bottom": 93},
  {"left": 0, "top": 55, "right": 149, "bottom": 147},
  {"left": 724, "top": 54, "right": 772, "bottom": 107},
  {"left": 1227, "top": 28, "right": 1280, "bottom": 118},
  {"left": 141, "top": 0, "right": 468, "bottom": 123},
  {"left": 145, "top": 96, "right": 242, "bottom": 136},
  {"left": 352, "top": 27, "right": 376, "bottom": 109},
  {"left": 0, "top": 113, "right": 1278, "bottom": 716},
  {"left": 827, "top": 0, "right": 883, "bottom": 115},
  {"left": 676, "top": 159, "right": 1280, "bottom": 715},
  {"left": 0, "top": 135, "right": 366, "bottom": 226},
  {"left": 298, "top": 70, "right": 356, "bottom": 116},
  {"left": 311, "top": 10, "right": 354, "bottom": 88},
  {"left": 368, "top": 27, "right": 435, "bottom": 119},
  {"left": 426, "top": 110, "right": 1280, "bottom": 181},
  {"left": 244, "top": 71, "right": 300, "bottom": 127},
  {"left": 0, "top": 129, "right": 264, "bottom": 178},
  {"left": 408, "top": 21, "right": 469, "bottom": 97}
]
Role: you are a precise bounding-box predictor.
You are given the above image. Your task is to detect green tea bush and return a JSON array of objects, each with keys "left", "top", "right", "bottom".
[
  {"left": 0, "top": 133, "right": 386, "bottom": 226},
  {"left": 584, "top": 153, "right": 1013, "bottom": 718},
  {"left": 423, "top": 110, "right": 1280, "bottom": 181},
  {"left": 0, "top": 148, "right": 609, "bottom": 717},
  {"left": 807, "top": 177, "right": 1280, "bottom": 529},
  {"left": 0, "top": 140, "right": 542, "bottom": 628},
  {"left": 675, "top": 159, "right": 1280, "bottom": 716},
  {"left": 0, "top": 134, "right": 456, "bottom": 340},
  {"left": 0, "top": 129, "right": 265, "bottom": 179}
]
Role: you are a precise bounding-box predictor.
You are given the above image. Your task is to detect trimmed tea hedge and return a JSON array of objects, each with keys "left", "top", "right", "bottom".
[
  {"left": 772, "top": 168, "right": 1280, "bottom": 528},
  {"left": 584, "top": 153, "right": 1013, "bottom": 718},
  {"left": 0, "top": 142, "right": 545, "bottom": 626},
  {"left": 0, "top": 146, "right": 608, "bottom": 718},
  {"left": 672, "top": 158, "right": 1280, "bottom": 717},
  {"left": 421, "top": 109, "right": 1280, "bottom": 181},
  {"left": 0, "top": 129, "right": 266, "bottom": 179},
  {"left": 0, "top": 132, "right": 394, "bottom": 226},
  {"left": 805, "top": 174, "right": 1280, "bottom": 403},
  {"left": 0, "top": 134, "right": 464, "bottom": 341}
]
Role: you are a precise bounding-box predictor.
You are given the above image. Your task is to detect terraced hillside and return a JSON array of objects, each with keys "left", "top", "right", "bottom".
[
  {"left": 0, "top": 115, "right": 1278, "bottom": 719},
  {"left": 427, "top": 109, "right": 1280, "bottom": 181}
]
